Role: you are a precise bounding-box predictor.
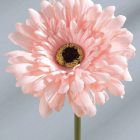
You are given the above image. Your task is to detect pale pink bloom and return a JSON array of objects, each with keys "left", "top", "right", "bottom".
[{"left": 5, "top": 0, "right": 135, "bottom": 118}]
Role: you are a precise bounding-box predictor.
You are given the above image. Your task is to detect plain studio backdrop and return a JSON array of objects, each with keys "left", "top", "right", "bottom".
[{"left": 0, "top": 0, "right": 140, "bottom": 140}]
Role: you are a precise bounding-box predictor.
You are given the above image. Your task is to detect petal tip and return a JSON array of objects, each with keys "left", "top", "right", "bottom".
[
  {"left": 111, "top": 6, "right": 116, "bottom": 11},
  {"left": 3, "top": 53, "right": 7, "bottom": 56},
  {"left": 8, "top": 33, "right": 13, "bottom": 40},
  {"left": 118, "top": 15, "right": 127, "bottom": 23},
  {"left": 16, "top": 83, "right": 20, "bottom": 87},
  {"left": 28, "top": 8, "right": 33, "bottom": 11},
  {"left": 6, "top": 67, "right": 10, "bottom": 73}
]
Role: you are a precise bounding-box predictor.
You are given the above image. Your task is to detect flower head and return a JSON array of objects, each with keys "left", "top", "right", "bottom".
[{"left": 5, "top": 0, "right": 135, "bottom": 118}]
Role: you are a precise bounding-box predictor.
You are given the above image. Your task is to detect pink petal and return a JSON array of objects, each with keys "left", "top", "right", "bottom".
[
  {"left": 26, "top": 19, "right": 36, "bottom": 30},
  {"left": 39, "top": 96, "right": 53, "bottom": 118},
  {"left": 75, "top": 88, "right": 92, "bottom": 108},
  {"left": 82, "top": 75, "right": 96, "bottom": 85},
  {"left": 58, "top": 78, "right": 69, "bottom": 94},
  {"left": 4, "top": 50, "right": 27, "bottom": 56},
  {"left": 38, "top": 67, "right": 49, "bottom": 72},
  {"left": 99, "top": 44, "right": 110, "bottom": 51},
  {"left": 38, "top": 11, "right": 47, "bottom": 25},
  {"left": 54, "top": 34, "right": 65, "bottom": 47},
  {"left": 114, "top": 68, "right": 132, "bottom": 81},
  {"left": 122, "top": 49, "right": 135, "bottom": 60},
  {"left": 22, "top": 82, "right": 34, "bottom": 94},
  {"left": 94, "top": 37, "right": 102, "bottom": 46},
  {"left": 74, "top": 68, "right": 82, "bottom": 80},
  {"left": 81, "top": 51, "right": 101, "bottom": 68},
  {"left": 8, "top": 53, "right": 36, "bottom": 64},
  {"left": 92, "top": 60, "right": 108, "bottom": 68},
  {"left": 48, "top": 36, "right": 59, "bottom": 49},
  {"left": 8, "top": 32, "right": 33, "bottom": 50},
  {"left": 37, "top": 23, "right": 48, "bottom": 35},
  {"left": 56, "top": 20, "right": 66, "bottom": 31},
  {"left": 79, "top": 0, "right": 94, "bottom": 17},
  {"left": 35, "top": 31, "right": 47, "bottom": 41},
  {"left": 55, "top": 103, "right": 64, "bottom": 112},
  {"left": 15, "top": 23, "right": 37, "bottom": 41},
  {"left": 123, "top": 68, "right": 132, "bottom": 81},
  {"left": 49, "top": 93, "right": 66, "bottom": 109},
  {"left": 33, "top": 78, "right": 46, "bottom": 92},
  {"left": 90, "top": 83, "right": 104, "bottom": 92},
  {"left": 122, "top": 44, "right": 136, "bottom": 60},
  {"left": 45, "top": 82, "right": 60, "bottom": 102},
  {"left": 42, "top": 41, "right": 54, "bottom": 51},
  {"left": 82, "top": 21, "right": 96, "bottom": 31},
  {"left": 85, "top": 4, "right": 102, "bottom": 21},
  {"left": 104, "top": 28, "right": 127, "bottom": 44},
  {"left": 15, "top": 74, "right": 24, "bottom": 80},
  {"left": 109, "top": 31, "right": 133, "bottom": 53},
  {"left": 86, "top": 103, "right": 96, "bottom": 117},
  {"left": 83, "top": 37, "right": 95, "bottom": 49},
  {"left": 16, "top": 71, "right": 46, "bottom": 87},
  {"left": 37, "top": 56, "right": 52, "bottom": 66},
  {"left": 49, "top": 18, "right": 57, "bottom": 33},
  {"left": 70, "top": 20, "right": 78, "bottom": 42},
  {"left": 6, "top": 63, "right": 38, "bottom": 74},
  {"left": 40, "top": 1, "right": 55, "bottom": 21},
  {"left": 54, "top": 2, "right": 66, "bottom": 21},
  {"left": 55, "top": 94, "right": 66, "bottom": 112},
  {"left": 103, "top": 78, "right": 125, "bottom": 96},
  {"left": 70, "top": 79, "right": 84, "bottom": 93},
  {"left": 72, "top": 103, "right": 86, "bottom": 117},
  {"left": 62, "top": 0, "right": 78, "bottom": 23},
  {"left": 75, "top": 29, "right": 84, "bottom": 44},
  {"left": 34, "top": 46, "right": 53, "bottom": 59},
  {"left": 107, "top": 55, "right": 127, "bottom": 69},
  {"left": 97, "top": 53, "right": 109, "bottom": 60},
  {"left": 8, "top": 56, "right": 30, "bottom": 64},
  {"left": 29, "top": 9, "right": 45, "bottom": 25},
  {"left": 91, "top": 72, "right": 110, "bottom": 83},
  {"left": 65, "top": 28, "right": 73, "bottom": 43},
  {"left": 99, "top": 65, "right": 123, "bottom": 76},
  {"left": 57, "top": 29, "right": 68, "bottom": 42},
  {"left": 86, "top": 43, "right": 98, "bottom": 55},
  {"left": 80, "top": 28, "right": 91, "bottom": 44},
  {"left": 93, "top": 6, "right": 115, "bottom": 31},
  {"left": 67, "top": 90, "right": 76, "bottom": 106},
  {"left": 101, "top": 15, "right": 126, "bottom": 34},
  {"left": 49, "top": 0, "right": 56, "bottom": 5},
  {"left": 128, "top": 44, "right": 136, "bottom": 52},
  {"left": 33, "top": 90, "right": 44, "bottom": 97},
  {"left": 95, "top": 90, "right": 109, "bottom": 105}
]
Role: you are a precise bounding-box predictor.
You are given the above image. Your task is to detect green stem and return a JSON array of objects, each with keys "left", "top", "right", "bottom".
[{"left": 74, "top": 114, "right": 81, "bottom": 140}]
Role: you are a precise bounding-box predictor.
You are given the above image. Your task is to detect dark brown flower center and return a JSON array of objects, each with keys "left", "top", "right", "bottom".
[
  {"left": 56, "top": 44, "right": 83, "bottom": 68},
  {"left": 62, "top": 47, "right": 80, "bottom": 63}
]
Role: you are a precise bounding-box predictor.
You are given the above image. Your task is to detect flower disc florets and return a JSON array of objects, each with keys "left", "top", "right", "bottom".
[{"left": 56, "top": 44, "right": 83, "bottom": 68}]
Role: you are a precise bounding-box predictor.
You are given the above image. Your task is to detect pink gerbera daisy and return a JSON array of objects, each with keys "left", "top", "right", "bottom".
[{"left": 5, "top": 0, "right": 135, "bottom": 118}]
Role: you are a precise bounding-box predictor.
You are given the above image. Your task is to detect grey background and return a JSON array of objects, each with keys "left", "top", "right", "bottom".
[{"left": 0, "top": 0, "right": 140, "bottom": 140}]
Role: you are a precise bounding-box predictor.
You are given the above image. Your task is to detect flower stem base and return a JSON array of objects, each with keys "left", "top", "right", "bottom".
[{"left": 74, "top": 114, "right": 81, "bottom": 140}]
